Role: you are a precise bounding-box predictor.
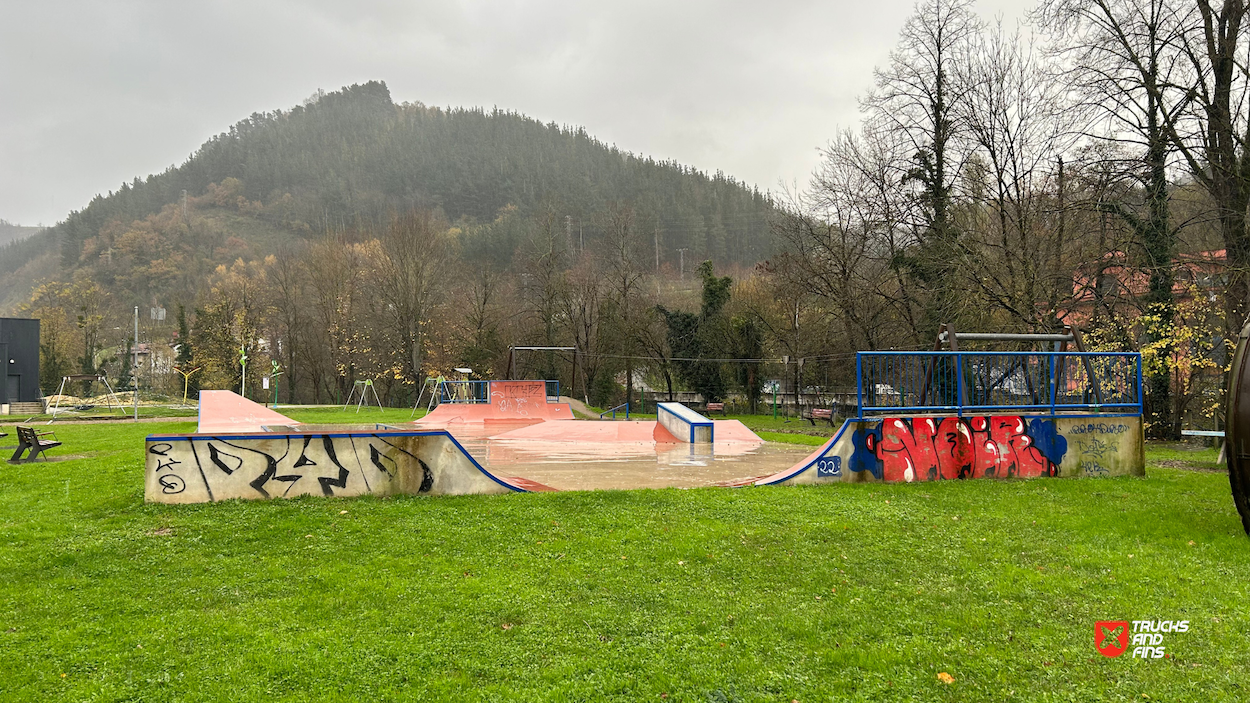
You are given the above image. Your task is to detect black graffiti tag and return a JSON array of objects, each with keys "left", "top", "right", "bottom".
[{"left": 159, "top": 474, "right": 186, "bottom": 494}]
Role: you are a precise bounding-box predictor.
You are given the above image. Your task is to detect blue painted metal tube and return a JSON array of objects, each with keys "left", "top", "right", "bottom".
[
  {"left": 856, "top": 353, "right": 864, "bottom": 414},
  {"left": 854, "top": 350, "right": 1142, "bottom": 418}
]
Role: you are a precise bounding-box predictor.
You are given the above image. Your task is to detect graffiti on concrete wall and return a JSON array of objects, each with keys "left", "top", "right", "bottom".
[
  {"left": 148, "top": 433, "right": 434, "bottom": 502},
  {"left": 848, "top": 416, "right": 1069, "bottom": 482},
  {"left": 489, "top": 380, "right": 546, "bottom": 416},
  {"left": 144, "top": 431, "right": 521, "bottom": 503}
]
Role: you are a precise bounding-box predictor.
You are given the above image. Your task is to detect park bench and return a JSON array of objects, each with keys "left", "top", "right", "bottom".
[
  {"left": 706, "top": 402, "right": 726, "bottom": 416},
  {"left": 803, "top": 408, "right": 836, "bottom": 427},
  {"left": 8, "top": 426, "right": 61, "bottom": 463}
]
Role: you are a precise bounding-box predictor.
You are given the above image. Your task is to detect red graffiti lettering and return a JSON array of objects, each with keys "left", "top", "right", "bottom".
[{"left": 870, "top": 416, "right": 1059, "bottom": 482}]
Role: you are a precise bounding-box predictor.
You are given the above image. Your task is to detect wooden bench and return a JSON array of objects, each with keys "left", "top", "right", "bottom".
[
  {"left": 803, "top": 408, "right": 835, "bottom": 427},
  {"left": 9, "top": 426, "right": 61, "bottom": 463},
  {"left": 706, "top": 402, "right": 726, "bottom": 416}
]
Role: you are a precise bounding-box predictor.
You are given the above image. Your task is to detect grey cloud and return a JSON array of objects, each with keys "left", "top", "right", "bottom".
[{"left": 0, "top": 0, "right": 1031, "bottom": 225}]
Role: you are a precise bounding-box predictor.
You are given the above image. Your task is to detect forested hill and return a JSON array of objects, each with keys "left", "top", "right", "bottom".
[{"left": 41, "top": 80, "right": 773, "bottom": 277}]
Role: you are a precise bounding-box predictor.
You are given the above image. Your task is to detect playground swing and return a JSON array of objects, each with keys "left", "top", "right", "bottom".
[
  {"left": 410, "top": 377, "right": 441, "bottom": 419},
  {"left": 343, "top": 379, "right": 384, "bottom": 413},
  {"left": 49, "top": 374, "right": 125, "bottom": 423}
]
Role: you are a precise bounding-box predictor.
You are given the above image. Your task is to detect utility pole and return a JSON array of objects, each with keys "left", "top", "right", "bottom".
[
  {"left": 654, "top": 226, "right": 660, "bottom": 274},
  {"left": 181, "top": 189, "right": 188, "bottom": 221},
  {"left": 239, "top": 344, "right": 248, "bottom": 399},
  {"left": 678, "top": 248, "right": 688, "bottom": 282},
  {"left": 132, "top": 306, "right": 139, "bottom": 420}
]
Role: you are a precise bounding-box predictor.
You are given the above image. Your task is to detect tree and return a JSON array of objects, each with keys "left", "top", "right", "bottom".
[
  {"left": 660, "top": 261, "right": 734, "bottom": 404},
  {"left": 955, "top": 21, "right": 1081, "bottom": 330},
  {"left": 265, "top": 247, "right": 305, "bottom": 403},
  {"left": 862, "top": 0, "right": 981, "bottom": 339},
  {"left": 374, "top": 209, "right": 452, "bottom": 389},
  {"left": 1038, "top": 0, "right": 1190, "bottom": 436},
  {"left": 1167, "top": 0, "right": 1250, "bottom": 333}
]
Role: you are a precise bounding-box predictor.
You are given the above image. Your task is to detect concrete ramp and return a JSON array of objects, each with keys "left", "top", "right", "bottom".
[
  {"left": 145, "top": 429, "right": 553, "bottom": 503},
  {"left": 198, "top": 390, "right": 299, "bottom": 434},
  {"left": 657, "top": 402, "right": 714, "bottom": 443},
  {"left": 757, "top": 414, "right": 1144, "bottom": 486},
  {"left": 416, "top": 381, "right": 574, "bottom": 428}
]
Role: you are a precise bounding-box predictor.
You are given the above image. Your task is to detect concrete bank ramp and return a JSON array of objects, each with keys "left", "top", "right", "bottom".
[
  {"left": 415, "top": 381, "right": 574, "bottom": 428},
  {"left": 198, "top": 390, "right": 300, "bottom": 434},
  {"left": 145, "top": 429, "right": 553, "bottom": 503},
  {"left": 757, "top": 414, "right": 1144, "bottom": 486}
]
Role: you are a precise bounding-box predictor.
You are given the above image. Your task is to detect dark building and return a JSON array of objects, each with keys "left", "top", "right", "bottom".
[{"left": 0, "top": 317, "right": 40, "bottom": 405}]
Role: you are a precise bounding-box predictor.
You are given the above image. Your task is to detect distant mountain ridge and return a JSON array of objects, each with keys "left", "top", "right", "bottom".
[
  {"left": 1, "top": 81, "right": 775, "bottom": 314},
  {"left": 61, "top": 81, "right": 772, "bottom": 262},
  {"left": 0, "top": 220, "right": 43, "bottom": 247}
]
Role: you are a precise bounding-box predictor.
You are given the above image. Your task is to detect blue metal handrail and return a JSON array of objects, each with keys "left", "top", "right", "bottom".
[
  {"left": 600, "top": 403, "right": 630, "bottom": 420},
  {"left": 856, "top": 351, "right": 1143, "bottom": 417},
  {"left": 434, "top": 379, "right": 564, "bottom": 405}
]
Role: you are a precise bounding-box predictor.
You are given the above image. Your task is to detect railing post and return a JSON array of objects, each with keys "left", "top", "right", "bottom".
[
  {"left": 856, "top": 353, "right": 864, "bottom": 414},
  {"left": 955, "top": 352, "right": 963, "bottom": 417},
  {"left": 1049, "top": 353, "right": 1057, "bottom": 417},
  {"left": 1136, "top": 353, "right": 1144, "bottom": 416}
]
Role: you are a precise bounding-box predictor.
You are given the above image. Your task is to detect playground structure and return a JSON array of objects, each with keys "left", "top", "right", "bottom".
[
  {"left": 48, "top": 374, "right": 125, "bottom": 420},
  {"left": 413, "top": 380, "right": 573, "bottom": 428},
  {"left": 343, "top": 379, "right": 383, "bottom": 413}
]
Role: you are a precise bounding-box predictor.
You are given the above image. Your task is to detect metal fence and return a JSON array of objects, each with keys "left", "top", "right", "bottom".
[
  {"left": 434, "top": 380, "right": 561, "bottom": 404},
  {"left": 856, "top": 351, "right": 1142, "bottom": 416}
]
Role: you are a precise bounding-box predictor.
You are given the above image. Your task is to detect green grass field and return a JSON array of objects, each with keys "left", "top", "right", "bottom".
[{"left": 0, "top": 412, "right": 1246, "bottom": 701}]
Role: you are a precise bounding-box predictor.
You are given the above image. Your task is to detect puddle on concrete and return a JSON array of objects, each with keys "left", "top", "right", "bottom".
[
  {"left": 269, "top": 421, "right": 821, "bottom": 491},
  {"left": 456, "top": 432, "right": 815, "bottom": 491}
]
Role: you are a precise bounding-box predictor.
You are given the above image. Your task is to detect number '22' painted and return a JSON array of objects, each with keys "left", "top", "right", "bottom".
[{"left": 816, "top": 456, "right": 841, "bottom": 477}]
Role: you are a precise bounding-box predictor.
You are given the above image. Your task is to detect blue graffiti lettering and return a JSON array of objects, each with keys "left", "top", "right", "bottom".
[
  {"left": 1027, "top": 418, "right": 1069, "bottom": 466},
  {"left": 849, "top": 425, "right": 883, "bottom": 479}
]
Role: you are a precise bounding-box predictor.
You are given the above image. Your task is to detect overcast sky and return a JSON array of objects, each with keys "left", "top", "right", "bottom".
[{"left": 0, "top": 0, "right": 1032, "bottom": 227}]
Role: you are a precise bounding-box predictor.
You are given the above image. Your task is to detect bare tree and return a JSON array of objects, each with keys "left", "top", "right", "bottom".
[
  {"left": 1038, "top": 0, "right": 1193, "bottom": 436},
  {"left": 267, "top": 244, "right": 307, "bottom": 403},
  {"left": 955, "top": 21, "right": 1082, "bottom": 330},
  {"left": 862, "top": 0, "right": 981, "bottom": 337},
  {"left": 374, "top": 209, "right": 451, "bottom": 388}
]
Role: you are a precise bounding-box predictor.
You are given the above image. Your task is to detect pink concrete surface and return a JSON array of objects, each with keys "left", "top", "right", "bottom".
[
  {"left": 489, "top": 419, "right": 763, "bottom": 445},
  {"left": 415, "top": 381, "right": 574, "bottom": 428},
  {"left": 197, "top": 390, "right": 300, "bottom": 434},
  {"left": 488, "top": 419, "right": 679, "bottom": 444},
  {"left": 711, "top": 419, "right": 769, "bottom": 443}
]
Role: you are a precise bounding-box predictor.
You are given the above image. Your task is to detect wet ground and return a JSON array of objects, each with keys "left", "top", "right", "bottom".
[
  {"left": 285, "top": 421, "right": 817, "bottom": 491},
  {"left": 446, "top": 423, "right": 815, "bottom": 491}
]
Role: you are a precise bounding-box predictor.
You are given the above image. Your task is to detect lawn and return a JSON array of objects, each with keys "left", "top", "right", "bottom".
[{"left": 0, "top": 414, "right": 1246, "bottom": 701}]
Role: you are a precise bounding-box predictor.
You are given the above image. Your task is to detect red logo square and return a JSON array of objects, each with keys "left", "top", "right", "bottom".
[{"left": 1096, "top": 621, "right": 1129, "bottom": 657}]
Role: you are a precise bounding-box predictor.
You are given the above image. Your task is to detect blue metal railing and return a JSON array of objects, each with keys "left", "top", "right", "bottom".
[
  {"left": 437, "top": 380, "right": 492, "bottom": 404},
  {"left": 856, "top": 351, "right": 1143, "bottom": 417},
  {"left": 433, "top": 379, "right": 562, "bottom": 405},
  {"left": 600, "top": 403, "right": 630, "bottom": 420}
]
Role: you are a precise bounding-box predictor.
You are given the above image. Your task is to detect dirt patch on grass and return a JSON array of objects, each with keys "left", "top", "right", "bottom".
[{"left": 1153, "top": 459, "right": 1226, "bottom": 473}]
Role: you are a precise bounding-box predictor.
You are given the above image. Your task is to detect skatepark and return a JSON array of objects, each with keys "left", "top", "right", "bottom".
[{"left": 144, "top": 346, "right": 1148, "bottom": 503}]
